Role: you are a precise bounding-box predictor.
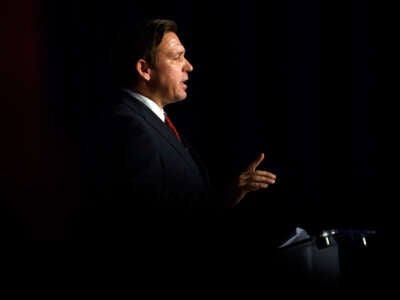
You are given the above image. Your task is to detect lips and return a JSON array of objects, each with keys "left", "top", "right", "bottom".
[{"left": 181, "top": 79, "right": 189, "bottom": 88}]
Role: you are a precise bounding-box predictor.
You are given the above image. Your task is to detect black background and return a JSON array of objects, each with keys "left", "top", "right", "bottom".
[{"left": 1, "top": 0, "right": 395, "bottom": 241}]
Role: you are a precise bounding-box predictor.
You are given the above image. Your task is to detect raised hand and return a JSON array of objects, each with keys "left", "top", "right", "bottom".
[{"left": 229, "top": 153, "right": 277, "bottom": 207}]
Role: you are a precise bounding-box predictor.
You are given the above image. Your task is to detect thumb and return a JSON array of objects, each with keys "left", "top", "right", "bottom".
[{"left": 248, "top": 152, "right": 265, "bottom": 171}]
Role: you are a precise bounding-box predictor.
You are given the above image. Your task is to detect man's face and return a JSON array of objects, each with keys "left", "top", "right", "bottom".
[{"left": 149, "top": 32, "right": 193, "bottom": 106}]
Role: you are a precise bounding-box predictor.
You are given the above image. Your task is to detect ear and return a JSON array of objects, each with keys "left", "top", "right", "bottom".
[{"left": 136, "top": 58, "right": 151, "bottom": 81}]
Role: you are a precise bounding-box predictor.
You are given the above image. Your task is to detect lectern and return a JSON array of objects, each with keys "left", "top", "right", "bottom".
[{"left": 275, "top": 229, "right": 377, "bottom": 291}]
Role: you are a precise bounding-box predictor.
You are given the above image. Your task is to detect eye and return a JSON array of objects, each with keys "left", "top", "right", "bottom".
[{"left": 174, "top": 51, "right": 185, "bottom": 60}]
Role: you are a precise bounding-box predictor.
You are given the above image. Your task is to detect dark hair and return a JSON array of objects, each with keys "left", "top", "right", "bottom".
[{"left": 111, "top": 18, "right": 178, "bottom": 88}]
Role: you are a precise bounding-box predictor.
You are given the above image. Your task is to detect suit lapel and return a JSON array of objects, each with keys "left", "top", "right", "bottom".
[{"left": 121, "top": 94, "right": 204, "bottom": 179}]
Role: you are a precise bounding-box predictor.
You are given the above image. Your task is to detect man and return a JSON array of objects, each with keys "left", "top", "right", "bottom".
[{"left": 95, "top": 19, "right": 276, "bottom": 219}]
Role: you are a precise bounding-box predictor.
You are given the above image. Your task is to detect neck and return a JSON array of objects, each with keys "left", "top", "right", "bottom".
[{"left": 130, "top": 83, "right": 163, "bottom": 109}]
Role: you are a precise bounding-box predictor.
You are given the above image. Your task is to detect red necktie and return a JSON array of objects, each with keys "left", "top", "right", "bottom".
[{"left": 164, "top": 113, "right": 182, "bottom": 142}]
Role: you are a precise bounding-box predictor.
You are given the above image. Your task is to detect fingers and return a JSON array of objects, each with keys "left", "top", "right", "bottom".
[
  {"left": 247, "top": 152, "right": 265, "bottom": 171},
  {"left": 239, "top": 170, "right": 277, "bottom": 191},
  {"left": 254, "top": 170, "right": 277, "bottom": 181},
  {"left": 239, "top": 180, "right": 270, "bottom": 192},
  {"left": 251, "top": 172, "right": 276, "bottom": 184},
  {"left": 247, "top": 182, "right": 269, "bottom": 191},
  {"left": 239, "top": 152, "right": 278, "bottom": 195}
]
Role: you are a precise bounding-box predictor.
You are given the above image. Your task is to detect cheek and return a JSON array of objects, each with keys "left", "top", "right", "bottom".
[
  {"left": 157, "top": 64, "right": 181, "bottom": 87},
  {"left": 167, "top": 71, "right": 180, "bottom": 86}
]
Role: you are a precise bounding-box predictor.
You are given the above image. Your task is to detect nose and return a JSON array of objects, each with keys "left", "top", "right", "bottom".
[{"left": 185, "top": 58, "right": 193, "bottom": 72}]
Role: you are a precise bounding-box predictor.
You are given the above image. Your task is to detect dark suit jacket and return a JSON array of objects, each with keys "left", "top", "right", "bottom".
[
  {"left": 100, "top": 90, "right": 217, "bottom": 213},
  {"left": 72, "top": 90, "right": 230, "bottom": 238}
]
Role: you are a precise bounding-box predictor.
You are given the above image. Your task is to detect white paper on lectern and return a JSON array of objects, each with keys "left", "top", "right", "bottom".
[{"left": 278, "top": 227, "right": 310, "bottom": 248}]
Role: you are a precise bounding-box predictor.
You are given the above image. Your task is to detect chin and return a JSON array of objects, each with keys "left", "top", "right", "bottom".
[{"left": 177, "top": 94, "right": 187, "bottom": 101}]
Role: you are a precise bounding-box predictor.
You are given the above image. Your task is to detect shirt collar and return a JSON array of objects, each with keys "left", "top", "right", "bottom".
[{"left": 122, "top": 89, "right": 165, "bottom": 122}]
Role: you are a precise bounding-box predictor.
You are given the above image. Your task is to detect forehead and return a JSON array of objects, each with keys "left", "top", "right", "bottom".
[{"left": 159, "top": 32, "right": 185, "bottom": 52}]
